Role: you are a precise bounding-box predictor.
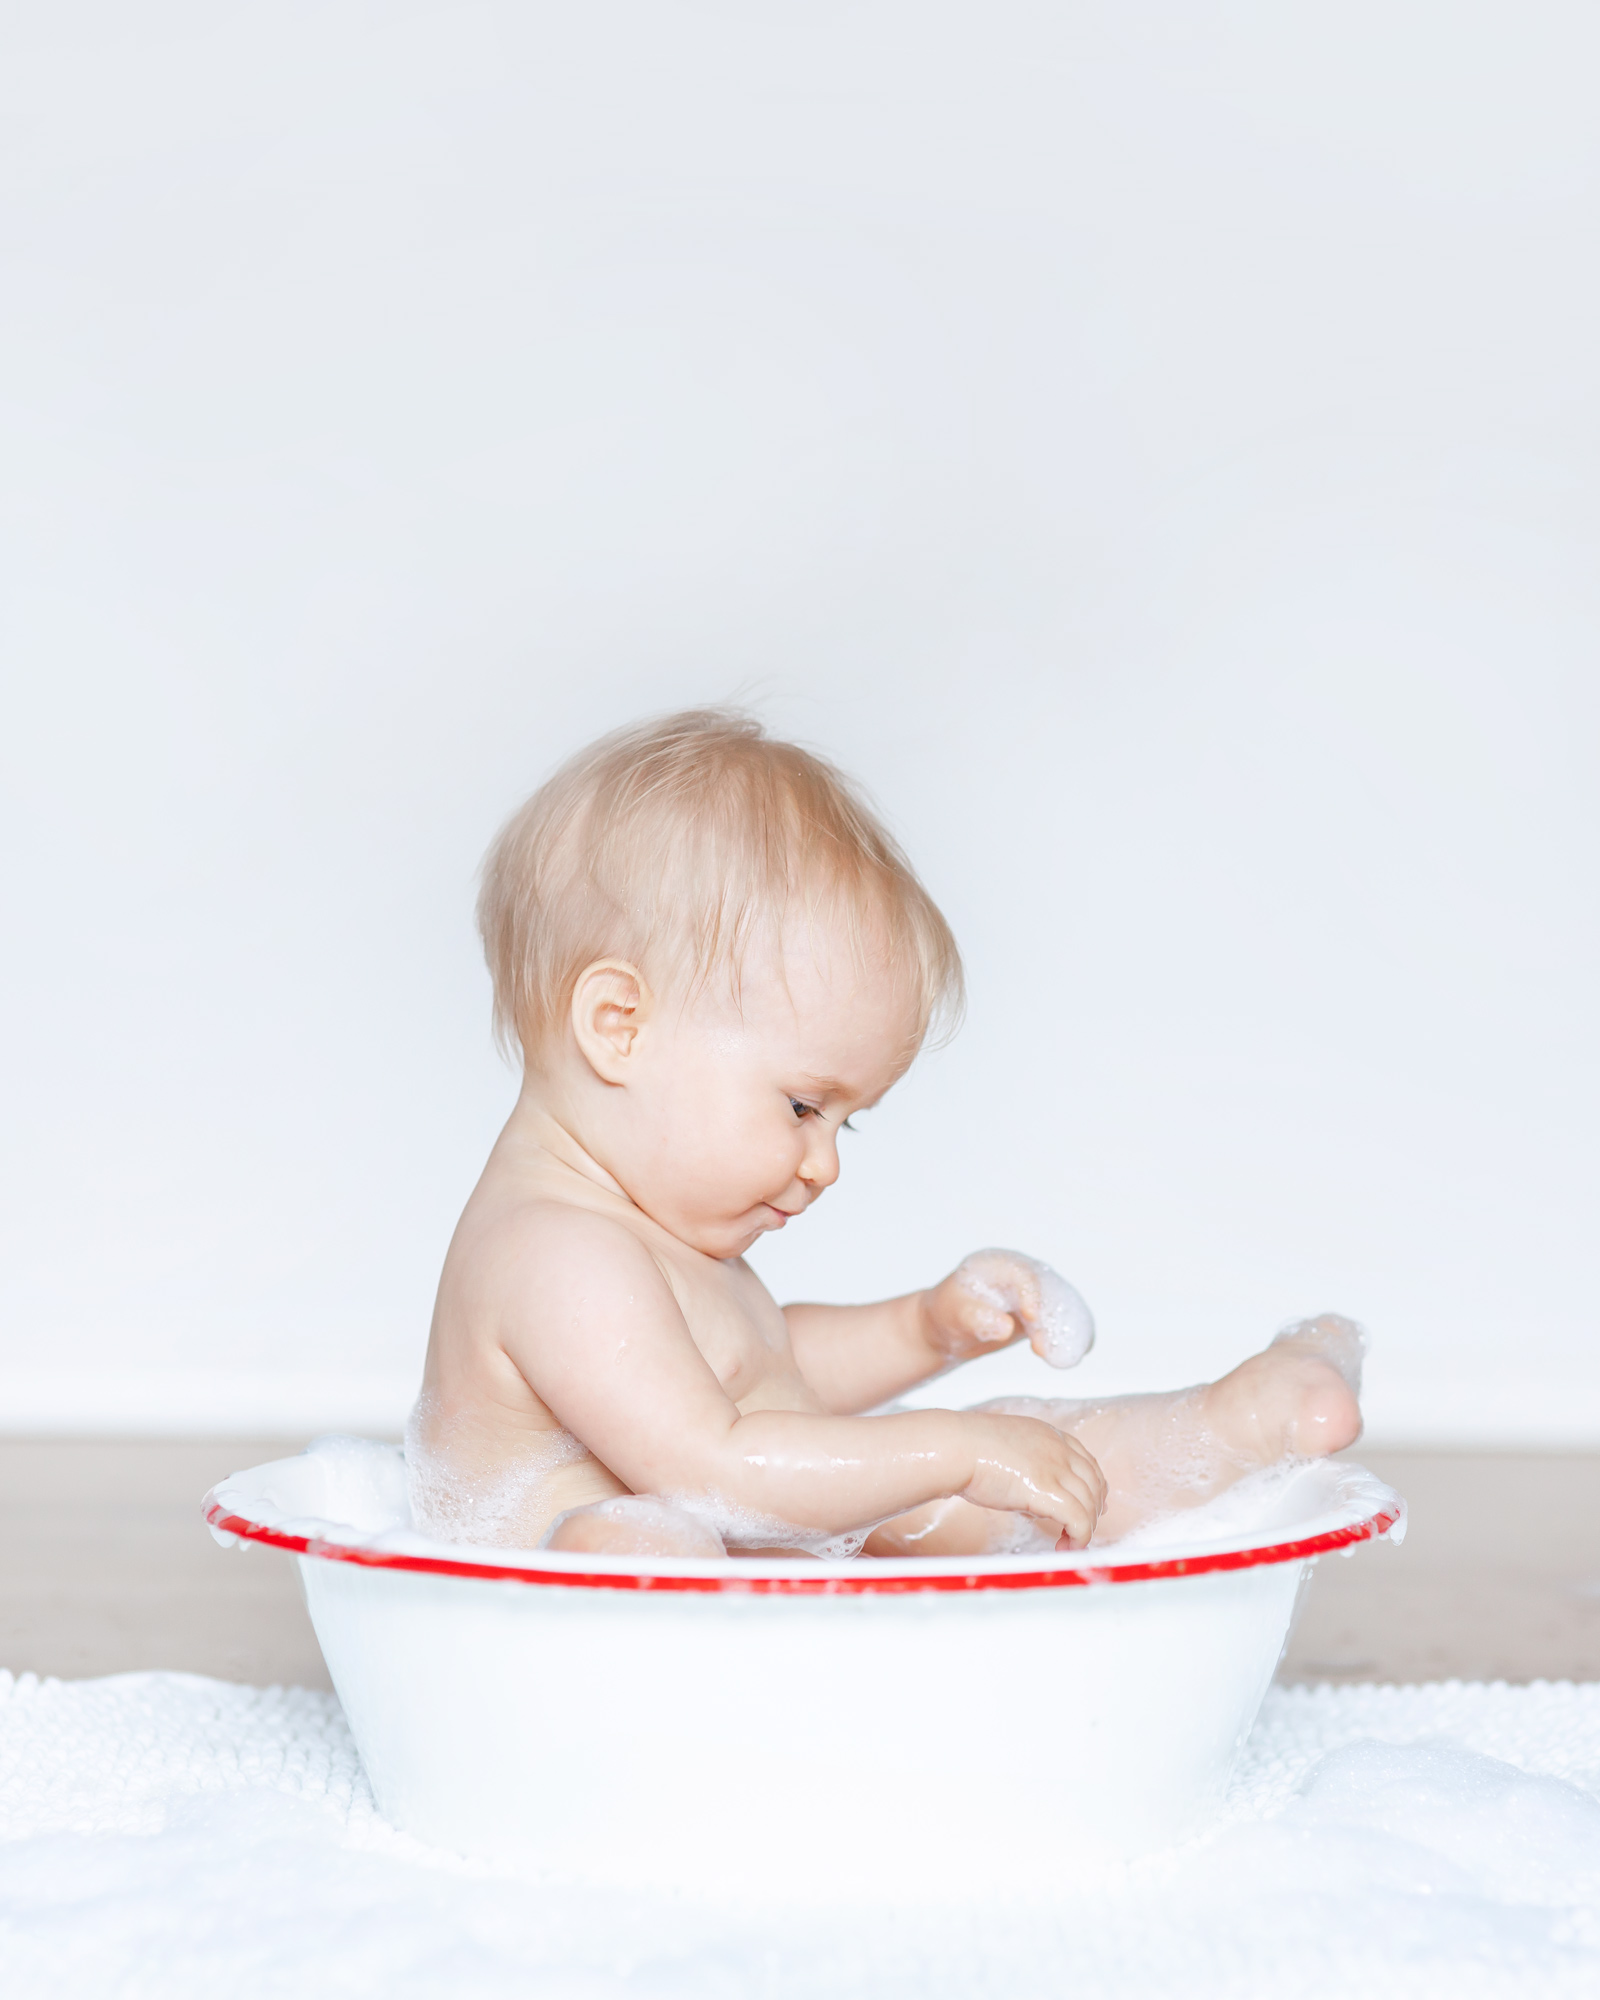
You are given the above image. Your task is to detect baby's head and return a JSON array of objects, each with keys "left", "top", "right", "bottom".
[{"left": 479, "top": 710, "right": 963, "bottom": 1255}]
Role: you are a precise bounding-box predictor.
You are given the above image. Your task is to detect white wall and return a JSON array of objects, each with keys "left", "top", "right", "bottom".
[{"left": 2, "top": 3, "right": 1596, "bottom": 1441}]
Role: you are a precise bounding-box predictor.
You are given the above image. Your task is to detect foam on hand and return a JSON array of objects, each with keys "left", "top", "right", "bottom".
[{"left": 954, "top": 1249, "right": 1095, "bottom": 1369}]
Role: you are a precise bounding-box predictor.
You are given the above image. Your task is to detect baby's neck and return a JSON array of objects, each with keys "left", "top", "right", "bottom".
[{"left": 494, "top": 1087, "right": 630, "bottom": 1205}]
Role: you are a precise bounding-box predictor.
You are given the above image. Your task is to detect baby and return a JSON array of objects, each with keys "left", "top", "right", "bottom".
[{"left": 409, "top": 710, "right": 1363, "bottom": 1559}]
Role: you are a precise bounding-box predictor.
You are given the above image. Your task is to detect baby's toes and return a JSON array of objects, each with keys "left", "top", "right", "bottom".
[{"left": 1271, "top": 1312, "right": 1367, "bottom": 1393}]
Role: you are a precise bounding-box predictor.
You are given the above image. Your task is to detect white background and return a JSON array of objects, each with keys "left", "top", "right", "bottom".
[{"left": 2, "top": 3, "right": 1596, "bottom": 1441}]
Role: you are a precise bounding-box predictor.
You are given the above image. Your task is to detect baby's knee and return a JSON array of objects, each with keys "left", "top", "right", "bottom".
[{"left": 541, "top": 1495, "right": 728, "bottom": 1560}]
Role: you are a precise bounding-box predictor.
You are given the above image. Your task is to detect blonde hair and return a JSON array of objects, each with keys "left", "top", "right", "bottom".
[{"left": 478, "top": 708, "right": 964, "bottom": 1064}]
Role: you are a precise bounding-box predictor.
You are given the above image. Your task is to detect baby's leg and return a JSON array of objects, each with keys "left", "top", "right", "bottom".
[
  {"left": 864, "top": 1493, "right": 1060, "bottom": 1559},
  {"left": 865, "top": 1314, "right": 1365, "bottom": 1555},
  {"left": 542, "top": 1495, "right": 729, "bottom": 1560}
]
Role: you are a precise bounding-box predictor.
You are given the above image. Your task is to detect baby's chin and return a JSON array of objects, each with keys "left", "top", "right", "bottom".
[
  {"left": 699, "top": 1207, "right": 795, "bottom": 1260},
  {"left": 721, "top": 1217, "right": 783, "bottom": 1258},
  {"left": 636, "top": 1204, "right": 778, "bottom": 1260}
]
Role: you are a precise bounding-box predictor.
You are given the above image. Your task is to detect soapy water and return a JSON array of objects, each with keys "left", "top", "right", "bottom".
[
  {"left": 4, "top": 1669, "right": 1598, "bottom": 1999},
  {"left": 228, "top": 1435, "right": 876, "bottom": 1565},
  {"left": 216, "top": 1432, "right": 1400, "bottom": 1572},
  {"left": 1102, "top": 1454, "right": 1406, "bottom": 1554},
  {"left": 954, "top": 1248, "right": 1096, "bottom": 1369}
]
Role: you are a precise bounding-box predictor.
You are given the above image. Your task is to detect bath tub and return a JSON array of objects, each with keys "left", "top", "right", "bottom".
[{"left": 205, "top": 1442, "right": 1402, "bottom": 1898}]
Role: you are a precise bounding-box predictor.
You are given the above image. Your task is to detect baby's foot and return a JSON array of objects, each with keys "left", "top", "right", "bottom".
[
  {"left": 542, "top": 1495, "right": 729, "bottom": 1559},
  {"left": 1199, "top": 1313, "right": 1366, "bottom": 1467}
]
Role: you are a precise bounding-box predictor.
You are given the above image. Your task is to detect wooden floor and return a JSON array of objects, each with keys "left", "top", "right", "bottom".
[{"left": 3, "top": 1441, "right": 1599, "bottom": 1690}]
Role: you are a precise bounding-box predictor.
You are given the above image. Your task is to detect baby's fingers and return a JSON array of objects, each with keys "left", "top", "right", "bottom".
[
  {"left": 1040, "top": 1472, "right": 1102, "bottom": 1550},
  {"left": 1030, "top": 1449, "right": 1105, "bottom": 1549},
  {"left": 1065, "top": 1437, "right": 1109, "bottom": 1517}
]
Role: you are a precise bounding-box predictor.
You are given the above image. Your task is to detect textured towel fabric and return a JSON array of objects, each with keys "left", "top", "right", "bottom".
[{"left": 2, "top": 1669, "right": 1599, "bottom": 1998}]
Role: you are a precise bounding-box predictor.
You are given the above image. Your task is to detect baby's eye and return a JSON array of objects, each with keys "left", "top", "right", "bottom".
[{"left": 788, "top": 1097, "right": 814, "bottom": 1120}]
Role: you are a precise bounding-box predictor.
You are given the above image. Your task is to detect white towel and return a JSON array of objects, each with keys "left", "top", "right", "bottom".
[{"left": 3, "top": 1668, "right": 1599, "bottom": 1998}]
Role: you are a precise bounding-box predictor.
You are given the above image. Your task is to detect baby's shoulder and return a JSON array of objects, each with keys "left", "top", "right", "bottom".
[{"left": 475, "top": 1193, "right": 677, "bottom": 1312}]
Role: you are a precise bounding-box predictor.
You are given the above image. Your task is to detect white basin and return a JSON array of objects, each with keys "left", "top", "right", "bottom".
[{"left": 205, "top": 1441, "right": 1402, "bottom": 1898}]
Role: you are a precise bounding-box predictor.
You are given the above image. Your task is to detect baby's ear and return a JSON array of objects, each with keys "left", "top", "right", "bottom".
[{"left": 569, "top": 959, "right": 650, "bottom": 1081}]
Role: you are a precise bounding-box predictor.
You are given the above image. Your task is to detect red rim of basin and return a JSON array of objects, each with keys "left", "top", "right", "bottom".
[{"left": 203, "top": 1494, "right": 1401, "bottom": 1595}]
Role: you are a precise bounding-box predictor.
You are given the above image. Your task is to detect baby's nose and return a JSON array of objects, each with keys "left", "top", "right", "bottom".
[{"left": 799, "top": 1136, "right": 841, "bottom": 1191}]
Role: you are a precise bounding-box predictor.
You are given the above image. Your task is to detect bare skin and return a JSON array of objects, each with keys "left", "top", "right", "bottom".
[
  {"left": 411, "top": 916, "right": 1360, "bottom": 1558},
  {"left": 863, "top": 1314, "right": 1366, "bottom": 1555}
]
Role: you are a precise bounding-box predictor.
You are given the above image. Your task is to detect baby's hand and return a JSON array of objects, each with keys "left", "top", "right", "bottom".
[
  {"left": 921, "top": 1249, "right": 1096, "bottom": 1370},
  {"left": 960, "top": 1413, "right": 1106, "bottom": 1550}
]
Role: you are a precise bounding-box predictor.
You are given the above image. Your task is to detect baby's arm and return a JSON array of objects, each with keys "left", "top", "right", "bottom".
[
  {"left": 499, "top": 1213, "right": 1104, "bottom": 1544},
  {"left": 786, "top": 1249, "right": 1095, "bottom": 1415}
]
